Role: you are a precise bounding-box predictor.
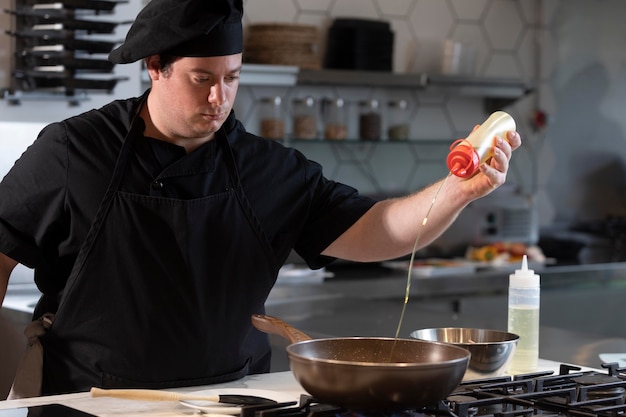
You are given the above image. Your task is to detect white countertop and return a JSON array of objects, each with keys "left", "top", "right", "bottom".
[
  {"left": 0, "top": 360, "right": 599, "bottom": 417},
  {"left": 0, "top": 371, "right": 304, "bottom": 416}
]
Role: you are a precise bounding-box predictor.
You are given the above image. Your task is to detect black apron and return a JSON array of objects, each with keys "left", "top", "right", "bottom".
[{"left": 40, "top": 105, "right": 278, "bottom": 393}]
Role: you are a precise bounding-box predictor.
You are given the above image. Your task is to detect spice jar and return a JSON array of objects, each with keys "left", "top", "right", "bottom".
[
  {"left": 387, "top": 99, "right": 410, "bottom": 140},
  {"left": 259, "top": 96, "right": 285, "bottom": 140},
  {"left": 322, "top": 98, "right": 348, "bottom": 140},
  {"left": 358, "top": 99, "right": 382, "bottom": 141},
  {"left": 292, "top": 96, "right": 318, "bottom": 139}
]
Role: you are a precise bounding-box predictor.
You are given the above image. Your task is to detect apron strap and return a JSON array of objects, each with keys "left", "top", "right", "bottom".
[
  {"left": 216, "top": 129, "right": 276, "bottom": 268},
  {"left": 61, "top": 103, "right": 145, "bottom": 307}
]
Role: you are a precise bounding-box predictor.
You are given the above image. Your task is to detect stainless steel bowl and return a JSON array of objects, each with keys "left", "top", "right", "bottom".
[{"left": 410, "top": 327, "right": 519, "bottom": 380}]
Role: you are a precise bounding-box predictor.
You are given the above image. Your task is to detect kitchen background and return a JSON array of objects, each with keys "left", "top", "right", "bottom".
[
  {"left": 1, "top": 0, "right": 625, "bottom": 263},
  {"left": 1, "top": 0, "right": 626, "bottom": 393}
]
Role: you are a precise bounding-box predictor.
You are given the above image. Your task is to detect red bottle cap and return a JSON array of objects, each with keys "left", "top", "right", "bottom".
[{"left": 447, "top": 139, "right": 480, "bottom": 178}]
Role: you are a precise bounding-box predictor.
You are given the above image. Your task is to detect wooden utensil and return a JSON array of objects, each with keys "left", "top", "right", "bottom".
[{"left": 90, "top": 387, "right": 277, "bottom": 405}]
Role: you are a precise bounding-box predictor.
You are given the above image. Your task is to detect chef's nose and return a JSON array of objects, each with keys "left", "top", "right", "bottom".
[{"left": 209, "top": 82, "right": 226, "bottom": 105}]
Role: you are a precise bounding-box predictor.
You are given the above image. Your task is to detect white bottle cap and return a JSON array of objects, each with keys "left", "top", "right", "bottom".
[{"left": 509, "top": 255, "right": 540, "bottom": 288}]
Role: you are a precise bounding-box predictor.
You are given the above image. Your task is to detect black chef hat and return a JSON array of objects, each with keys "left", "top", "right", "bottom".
[{"left": 109, "top": 0, "right": 243, "bottom": 64}]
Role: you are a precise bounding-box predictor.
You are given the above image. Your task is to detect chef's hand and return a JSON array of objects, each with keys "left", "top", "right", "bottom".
[{"left": 457, "top": 129, "right": 522, "bottom": 200}]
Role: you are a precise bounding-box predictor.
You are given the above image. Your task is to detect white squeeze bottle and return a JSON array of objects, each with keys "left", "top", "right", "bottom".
[
  {"left": 447, "top": 111, "right": 516, "bottom": 178},
  {"left": 507, "top": 255, "right": 540, "bottom": 374}
]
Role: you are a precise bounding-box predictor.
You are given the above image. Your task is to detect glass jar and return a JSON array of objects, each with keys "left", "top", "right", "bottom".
[
  {"left": 292, "top": 96, "right": 318, "bottom": 139},
  {"left": 358, "top": 99, "right": 382, "bottom": 141},
  {"left": 259, "top": 96, "right": 285, "bottom": 140},
  {"left": 386, "top": 99, "right": 410, "bottom": 140},
  {"left": 322, "top": 98, "right": 348, "bottom": 140}
]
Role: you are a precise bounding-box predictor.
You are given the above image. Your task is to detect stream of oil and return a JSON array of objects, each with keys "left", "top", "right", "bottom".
[{"left": 388, "top": 172, "right": 452, "bottom": 361}]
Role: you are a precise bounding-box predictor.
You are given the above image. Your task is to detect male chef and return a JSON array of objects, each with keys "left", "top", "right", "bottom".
[{"left": 0, "top": 0, "right": 521, "bottom": 396}]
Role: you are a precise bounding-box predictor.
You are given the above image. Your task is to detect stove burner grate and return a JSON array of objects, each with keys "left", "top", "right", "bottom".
[{"left": 239, "top": 363, "right": 626, "bottom": 417}]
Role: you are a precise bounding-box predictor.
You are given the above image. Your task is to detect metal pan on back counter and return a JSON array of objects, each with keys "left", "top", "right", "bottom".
[{"left": 251, "top": 314, "right": 470, "bottom": 411}]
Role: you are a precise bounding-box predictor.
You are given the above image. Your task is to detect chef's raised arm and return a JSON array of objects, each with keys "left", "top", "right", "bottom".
[{"left": 322, "top": 130, "right": 521, "bottom": 262}]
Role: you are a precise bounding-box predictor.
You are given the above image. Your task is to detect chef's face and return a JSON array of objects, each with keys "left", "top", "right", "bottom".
[{"left": 145, "top": 53, "right": 242, "bottom": 147}]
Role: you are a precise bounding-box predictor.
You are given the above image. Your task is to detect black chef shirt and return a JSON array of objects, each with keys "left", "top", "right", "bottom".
[{"left": 0, "top": 93, "right": 376, "bottom": 298}]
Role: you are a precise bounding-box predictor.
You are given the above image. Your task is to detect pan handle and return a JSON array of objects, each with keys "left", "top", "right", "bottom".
[{"left": 251, "top": 314, "right": 312, "bottom": 344}]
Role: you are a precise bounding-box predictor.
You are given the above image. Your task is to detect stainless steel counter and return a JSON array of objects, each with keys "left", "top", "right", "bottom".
[
  {"left": 320, "top": 261, "right": 626, "bottom": 299},
  {"left": 264, "top": 261, "right": 626, "bottom": 372},
  {"left": 3, "top": 262, "right": 626, "bottom": 374}
]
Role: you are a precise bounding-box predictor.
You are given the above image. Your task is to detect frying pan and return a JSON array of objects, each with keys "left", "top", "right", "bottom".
[{"left": 251, "top": 314, "right": 470, "bottom": 411}]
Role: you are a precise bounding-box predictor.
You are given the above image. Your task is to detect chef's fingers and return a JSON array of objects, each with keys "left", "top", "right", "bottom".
[
  {"left": 493, "top": 131, "right": 519, "bottom": 164},
  {"left": 506, "top": 130, "right": 522, "bottom": 151},
  {"left": 478, "top": 141, "right": 509, "bottom": 187}
]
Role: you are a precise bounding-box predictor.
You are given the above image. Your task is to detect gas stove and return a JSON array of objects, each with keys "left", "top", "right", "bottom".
[{"left": 238, "top": 363, "right": 626, "bottom": 417}]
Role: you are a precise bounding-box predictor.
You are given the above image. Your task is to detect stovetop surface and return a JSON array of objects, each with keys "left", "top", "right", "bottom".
[{"left": 238, "top": 363, "right": 626, "bottom": 417}]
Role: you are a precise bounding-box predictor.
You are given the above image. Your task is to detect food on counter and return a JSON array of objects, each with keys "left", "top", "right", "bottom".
[
  {"left": 466, "top": 241, "right": 545, "bottom": 264},
  {"left": 382, "top": 259, "right": 476, "bottom": 276},
  {"left": 470, "top": 245, "right": 499, "bottom": 262}
]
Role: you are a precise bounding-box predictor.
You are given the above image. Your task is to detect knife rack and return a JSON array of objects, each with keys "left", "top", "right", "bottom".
[{"left": 3, "top": 0, "right": 130, "bottom": 105}]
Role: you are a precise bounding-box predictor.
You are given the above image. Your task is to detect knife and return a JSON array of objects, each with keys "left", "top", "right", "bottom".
[{"left": 90, "top": 387, "right": 278, "bottom": 405}]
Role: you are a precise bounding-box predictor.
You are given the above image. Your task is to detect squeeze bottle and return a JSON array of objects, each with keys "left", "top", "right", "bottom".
[
  {"left": 507, "top": 255, "right": 540, "bottom": 374},
  {"left": 447, "top": 111, "right": 516, "bottom": 178}
]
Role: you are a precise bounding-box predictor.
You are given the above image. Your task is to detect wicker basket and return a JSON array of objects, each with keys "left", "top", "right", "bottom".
[{"left": 244, "top": 23, "right": 320, "bottom": 69}]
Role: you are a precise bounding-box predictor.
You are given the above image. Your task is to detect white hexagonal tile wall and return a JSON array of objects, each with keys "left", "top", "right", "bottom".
[
  {"left": 330, "top": 0, "right": 380, "bottom": 19},
  {"left": 378, "top": 0, "right": 414, "bottom": 17},
  {"left": 484, "top": 53, "right": 523, "bottom": 78},
  {"left": 447, "top": 23, "right": 487, "bottom": 76},
  {"left": 295, "top": 0, "right": 334, "bottom": 12},
  {"left": 408, "top": 0, "right": 454, "bottom": 73},
  {"left": 483, "top": 0, "right": 524, "bottom": 50},
  {"left": 449, "top": 0, "right": 489, "bottom": 20},
  {"left": 413, "top": 106, "right": 454, "bottom": 140},
  {"left": 244, "top": 0, "right": 298, "bottom": 23},
  {"left": 388, "top": 18, "right": 416, "bottom": 73}
]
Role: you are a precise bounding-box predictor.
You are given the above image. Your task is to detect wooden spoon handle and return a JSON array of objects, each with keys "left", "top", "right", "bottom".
[
  {"left": 251, "top": 314, "right": 312, "bottom": 343},
  {"left": 90, "top": 387, "right": 219, "bottom": 402}
]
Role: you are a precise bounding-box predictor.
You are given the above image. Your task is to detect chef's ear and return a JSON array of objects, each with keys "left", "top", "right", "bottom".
[
  {"left": 145, "top": 56, "right": 158, "bottom": 77},
  {"left": 145, "top": 55, "right": 163, "bottom": 80}
]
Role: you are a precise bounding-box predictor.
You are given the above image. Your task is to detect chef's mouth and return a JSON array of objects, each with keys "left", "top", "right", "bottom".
[{"left": 201, "top": 112, "right": 225, "bottom": 121}]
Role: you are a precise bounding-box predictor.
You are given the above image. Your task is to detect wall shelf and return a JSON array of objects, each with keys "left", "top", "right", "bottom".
[
  {"left": 140, "top": 64, "right": 531, "bottom": 112},
  {"left": 240, "top": 64, "right": 531, "bottom": 111}
]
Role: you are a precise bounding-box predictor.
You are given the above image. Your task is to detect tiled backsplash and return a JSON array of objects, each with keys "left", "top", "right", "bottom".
[
  {"left": 236, "top": 0, "right": 626, "bottom": 230},
  {"left": 235, "top": 0, "right": 546, "bottom": 229}
]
